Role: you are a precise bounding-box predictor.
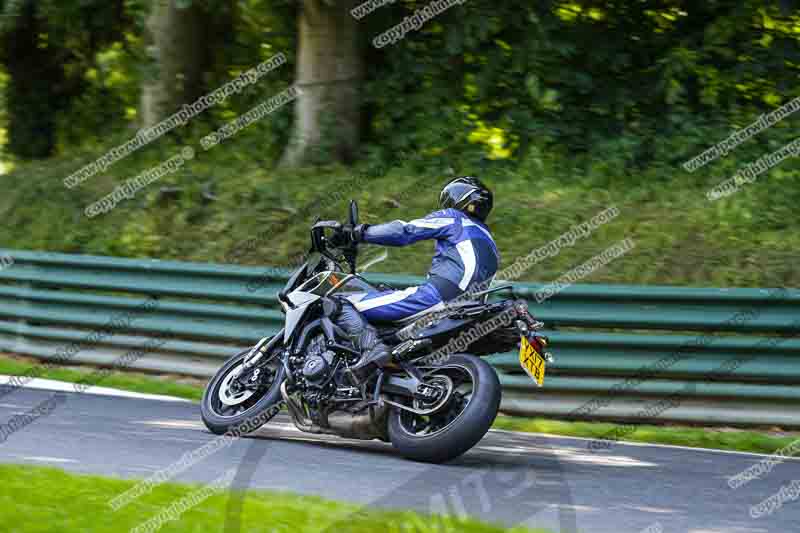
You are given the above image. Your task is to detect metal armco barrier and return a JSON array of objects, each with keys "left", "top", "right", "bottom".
[{"left": 1, "top": 249, "right": 799, "bottom": 427}]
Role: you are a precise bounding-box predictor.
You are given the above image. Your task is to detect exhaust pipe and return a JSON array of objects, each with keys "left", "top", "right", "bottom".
[
  {"left": 280, "top": 382, "right": 324, "bottom": 434},
  {"left": 326, "top": 405, "right": 389, "bottom": 441},
  {"left": 280, "top": 382, "right": 388, "bottom": 440}
]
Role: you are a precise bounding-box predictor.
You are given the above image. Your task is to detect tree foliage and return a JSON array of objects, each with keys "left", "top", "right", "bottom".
[{"left": 0, "top": 0, "right": 797, "bottom": 170}]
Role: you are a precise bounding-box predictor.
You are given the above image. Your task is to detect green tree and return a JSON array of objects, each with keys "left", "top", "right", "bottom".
[
  {"left": 0, "top": 0, "right": 128, "bottom": 159},
  {"left": 280, "top": 0, "right": 363, "bottom": 167},
  {"left": 139, "top": 0, "right": 218, "bottom": 128}
]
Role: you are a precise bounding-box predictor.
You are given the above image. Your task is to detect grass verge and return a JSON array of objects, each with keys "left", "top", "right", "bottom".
[
  {"left": 491, "top": 415, "right": 798, "bottom": 455},
  {"left": 0, "top": 464, "right": 550, "bottom": 533},
  {"left": 2, "top": 354, "right": 796, "bottom": 456},
  {"left": 0, "top": 353, "right": 204, "bottom": 402}
]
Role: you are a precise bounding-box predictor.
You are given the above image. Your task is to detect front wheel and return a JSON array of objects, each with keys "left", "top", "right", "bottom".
[
  {"left": 387, "top": 354, "right": 501, "bottom": 463},
  {"left": 201, "top": 345, "right": 285, "bottom": 435}
]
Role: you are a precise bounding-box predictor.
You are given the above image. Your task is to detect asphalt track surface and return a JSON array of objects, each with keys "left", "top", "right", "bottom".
[{"left": 2, "top": 386, "right": 799, "bottom": 533}]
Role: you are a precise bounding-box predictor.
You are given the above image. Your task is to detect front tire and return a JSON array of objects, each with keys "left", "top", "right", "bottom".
[
  {"left": 201, "top": 347, "right": 285, "bottom": 435},
  {"left": 387, "top": 354, "right": 501, "bottom": 463}
]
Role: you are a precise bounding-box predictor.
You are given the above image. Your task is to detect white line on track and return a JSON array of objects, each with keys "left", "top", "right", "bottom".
[
  {"left": 490, "top": 428, "right": 800, "bottom": 461},
  {"left": 4, "top": 375, "right": 797, "bottom": 463},
  {"left": 18, "top": 456, "right": 78, "bottom": 464},
  {"left": 0, "top": 375, "right": 190, "bottom": 403}
]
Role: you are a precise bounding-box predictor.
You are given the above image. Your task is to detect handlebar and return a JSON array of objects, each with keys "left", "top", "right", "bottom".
[{"left": 309, "top": 200, "right": 360, "bottom": 275}]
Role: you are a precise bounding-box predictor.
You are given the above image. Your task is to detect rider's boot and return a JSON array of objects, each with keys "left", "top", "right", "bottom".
[
  {"left": 348, "top": 327, "right": 392, "bottom": 382},
  {"left": 333, "top": 299, "right": 392, "bottom": 383}
]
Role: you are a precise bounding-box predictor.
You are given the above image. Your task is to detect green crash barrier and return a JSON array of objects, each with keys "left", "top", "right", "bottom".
[{"left": 1, "top": 248, "right": 798, "bottom": 427}]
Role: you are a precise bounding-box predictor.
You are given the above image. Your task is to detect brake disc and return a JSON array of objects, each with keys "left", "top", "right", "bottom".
[{"left": 218, "top": 363, "right": 258, "bottom": 406}]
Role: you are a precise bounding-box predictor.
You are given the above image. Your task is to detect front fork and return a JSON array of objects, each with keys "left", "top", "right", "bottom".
[{"left": 233, "top": 331, "right": 286, "bottom": 391}]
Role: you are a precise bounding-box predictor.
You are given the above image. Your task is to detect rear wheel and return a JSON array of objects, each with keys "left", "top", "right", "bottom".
[
  {"left": 201, "top": 344, "right": 285, "bottom": 435},
  {"left": 387, "top": 354, "right": 501, "bottom": 463}
]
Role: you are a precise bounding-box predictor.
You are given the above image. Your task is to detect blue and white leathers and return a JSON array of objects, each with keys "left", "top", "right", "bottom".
[{"left": 346, "top": 208, "right": 499, "bottom": 322}]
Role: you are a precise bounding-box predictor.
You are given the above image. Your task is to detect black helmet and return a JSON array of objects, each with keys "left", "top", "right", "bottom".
[{"left": 439, "top": 176, "right": 493, "bottom": 222}]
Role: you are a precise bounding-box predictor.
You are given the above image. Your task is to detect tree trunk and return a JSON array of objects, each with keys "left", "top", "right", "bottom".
[
  {"left": 4, "top": 2, "right": 63, "bottom": 159},
  {"left": 281, "top": 0, "right": 362, "bottom": 167},
  {"left": 139, "top": 0, "right": 208, "bottom": 128}
]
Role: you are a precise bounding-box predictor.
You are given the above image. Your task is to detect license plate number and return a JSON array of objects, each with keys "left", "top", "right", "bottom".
[{"left": 519, "top": 336, "right": 546, "bottom": 387}]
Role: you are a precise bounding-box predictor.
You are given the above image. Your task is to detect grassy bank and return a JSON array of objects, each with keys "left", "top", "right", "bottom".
[
  {"left": 0, "top": 464, "right": 550, "bottom": 533},
  {"left": 0, "top": 133, "right": 798, "bottom": 288},
  {"left": 3, "top": 354, "right": 796, "bottom": 456}
]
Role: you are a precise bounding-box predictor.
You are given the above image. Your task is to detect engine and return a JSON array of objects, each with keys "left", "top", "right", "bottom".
[
  {"left": 283, "top": 333, "right": 389, "bottom": 441},
  {"left": 289, "top": 334, "right": 358, "bottom": 409},
  {"left": 302, "top": 351, "right": 333, "bottom": 385}
]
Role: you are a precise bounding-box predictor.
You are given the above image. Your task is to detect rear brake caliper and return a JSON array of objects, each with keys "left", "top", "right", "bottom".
[{"left": 416, "top": 382, "right": 441, "bottom": 401}]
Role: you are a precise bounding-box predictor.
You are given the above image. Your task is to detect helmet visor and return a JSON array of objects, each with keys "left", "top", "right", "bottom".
[{"left": 439, "top": 182, "right": 478, "bottom": 209}]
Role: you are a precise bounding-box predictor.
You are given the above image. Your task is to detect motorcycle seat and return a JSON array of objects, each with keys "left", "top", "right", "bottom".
[{"left": 381, "top": 299, "right": 487, "bottom": 326}]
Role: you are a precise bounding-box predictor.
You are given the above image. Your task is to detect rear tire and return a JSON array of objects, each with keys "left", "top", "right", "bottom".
[{"left": 387, "top": 354, "right": 501, "bottom": 463}]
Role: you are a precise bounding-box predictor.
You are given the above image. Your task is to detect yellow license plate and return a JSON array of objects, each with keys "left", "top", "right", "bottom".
[{"left": 519, "top": 336, "right": 546, "bottom": 387}]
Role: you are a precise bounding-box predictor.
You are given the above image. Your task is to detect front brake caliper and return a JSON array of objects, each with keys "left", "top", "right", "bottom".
[{"left": 237, "top": 366, "right": 271, "bottom": 390}]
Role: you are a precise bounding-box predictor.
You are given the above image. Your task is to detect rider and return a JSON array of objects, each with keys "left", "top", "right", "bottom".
[{"left": 330, "top": 176, "right": 498, "bottom": 382}]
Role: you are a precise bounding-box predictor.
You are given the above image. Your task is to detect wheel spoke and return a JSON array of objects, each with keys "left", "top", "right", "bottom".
[{"left": 399, "top": 364, "right": 477, "bottom": 437}]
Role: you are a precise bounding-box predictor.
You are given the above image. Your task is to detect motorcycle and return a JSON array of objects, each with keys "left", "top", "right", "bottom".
[{"left": 201, "top": 201, "right": 552, "bottom": 463}]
